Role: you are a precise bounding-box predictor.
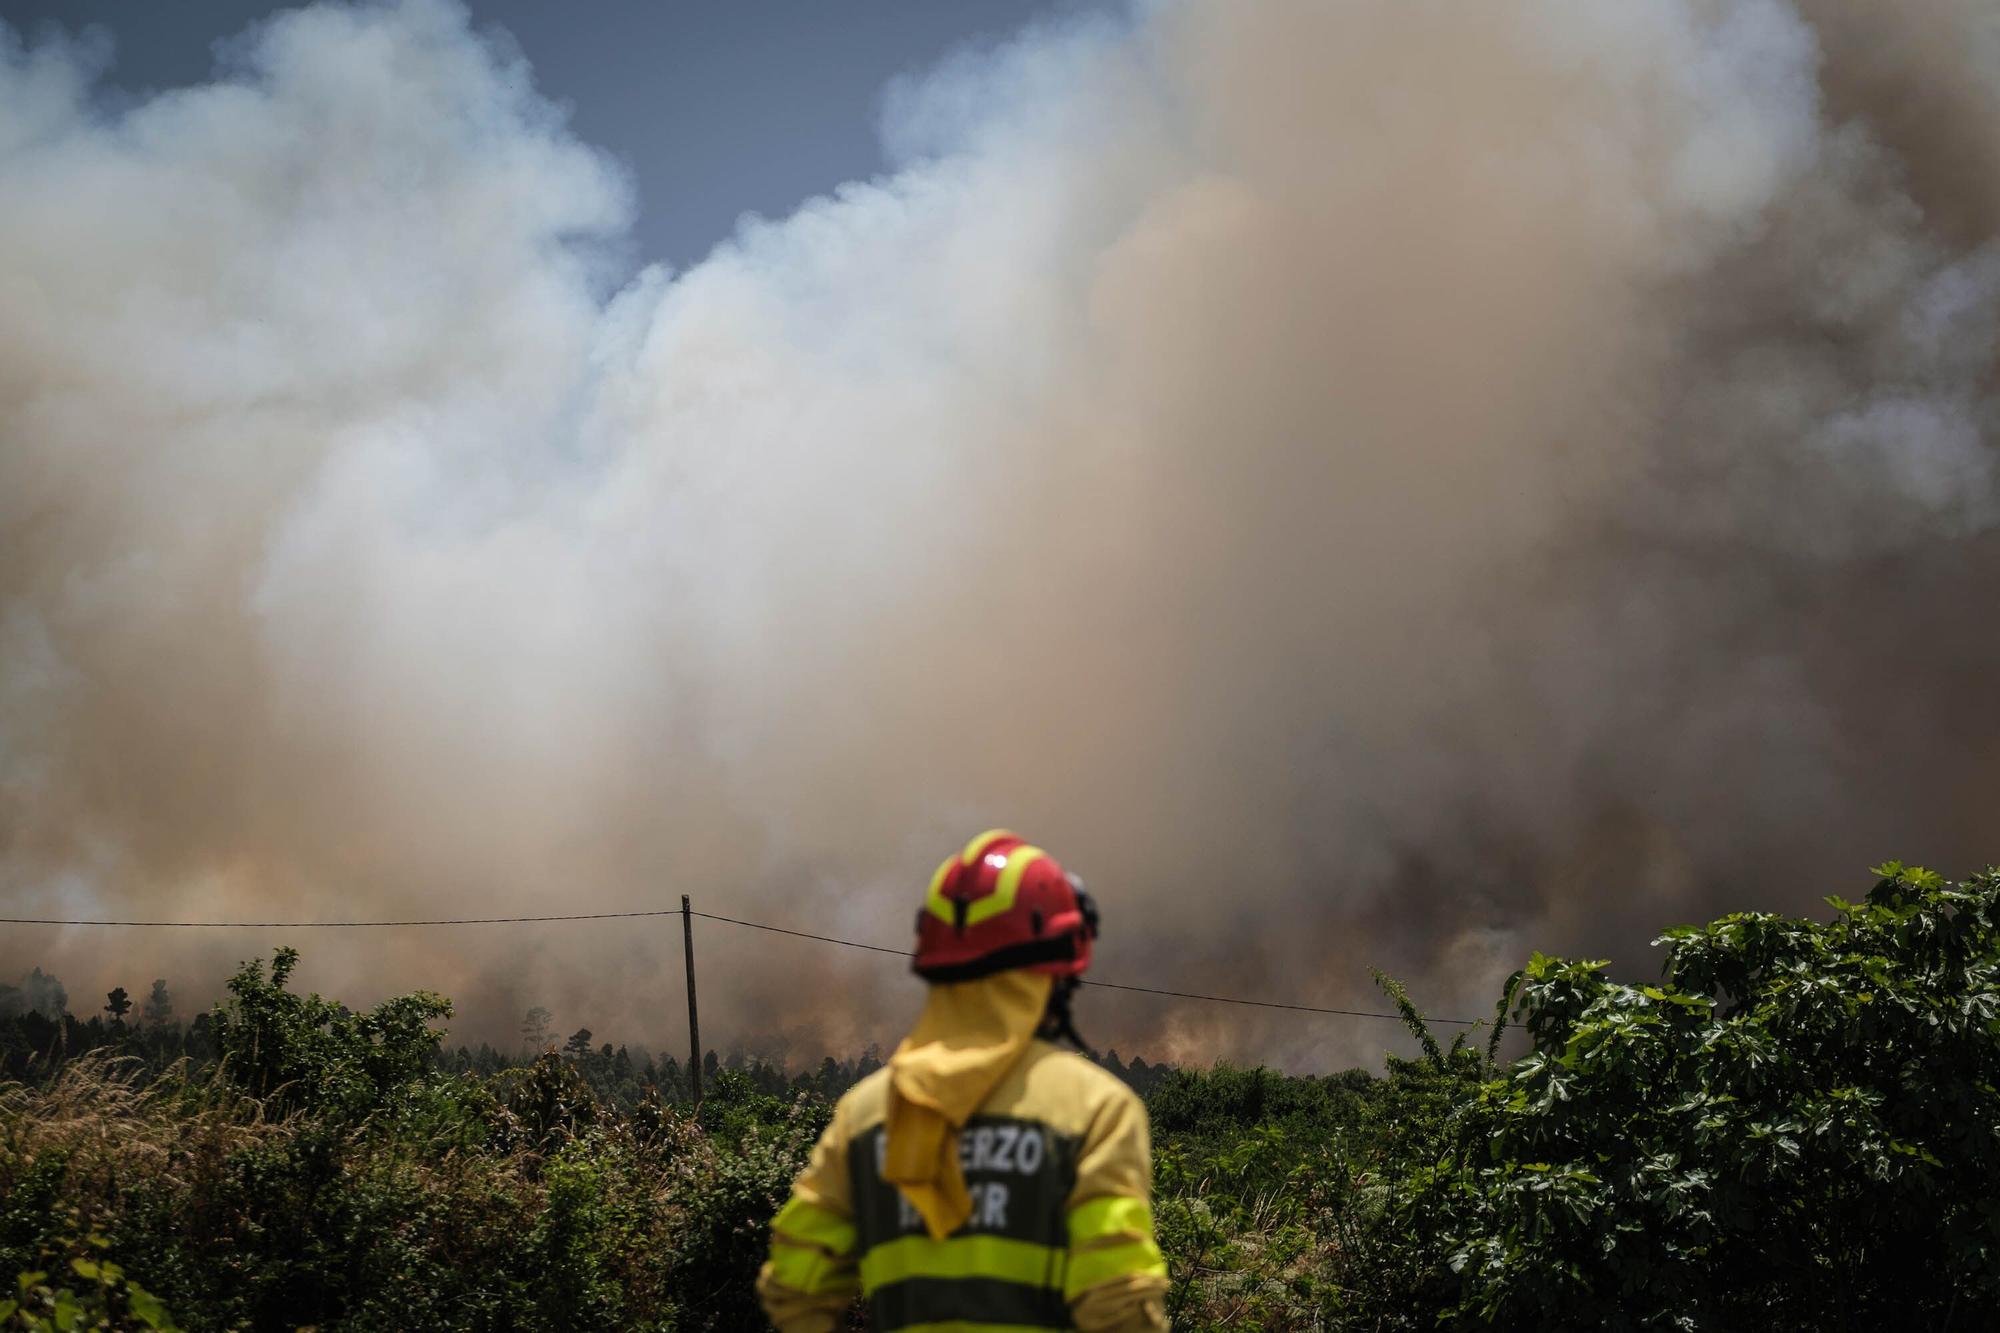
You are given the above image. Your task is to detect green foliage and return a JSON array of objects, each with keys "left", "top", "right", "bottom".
[
  {"left": 0, "top": 953, "right": 823, "bottom": 1332},
  {"left": 1135, "top": 864, "right": 2000, "bottom": 1330},
  {"left": 672, "top": 1091, "right": 829, "bottom": 1329},
  {"left": 1373, "top": 969, "right": 1443, "bottom": 1066},
  {"left": 4, "top": 1225, "right": 179, "bottom": 1332},
  {"left": 208, "top": 947, "right": 453, "bottom": 1115},
  {"left": 493, "top": 1052, "right": 604, "bottom": 1155},
  {"left": 1147, "top": 1054, "right": 1480, "bottom": 1328},
  {"left": 3, "top": 867, "right": 1996, "bottom": 1331},
  {"left": 1416, "top": 862, "right": 2000, "bottom": 1329},
  {"left": 525, "top": 1132, "right": 666, "bottom": 1329}
]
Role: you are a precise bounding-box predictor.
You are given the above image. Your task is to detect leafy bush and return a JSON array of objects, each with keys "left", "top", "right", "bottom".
[
  {"left": 4, "top": 1223, "right": 180, "bottom": 1331},
  {"left": 1149, "top": 1041, "right": 1481, "bottom": 1327},
  {"left": 0, "top": 960, "right": 821, "bottom": 1331},
  {"left": 1420, "top": 862, "right": 2000, "bottom": 1329},
  {"left": 208, "top": 948, "right": 452, "bottom": 1116}
]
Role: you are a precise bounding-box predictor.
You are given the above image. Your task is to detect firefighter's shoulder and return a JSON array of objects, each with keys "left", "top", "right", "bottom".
[
  {"left": 987, "top": 1039, "right": 1143, "bottom": 1138},
  {"left": 825, "top": 1041, "right": 1140, "bottom": 1140}
]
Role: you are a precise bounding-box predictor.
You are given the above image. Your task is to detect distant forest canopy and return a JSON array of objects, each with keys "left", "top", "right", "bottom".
[{"left": 0, "top": 967, "right": 1185, "bottom": 1106}]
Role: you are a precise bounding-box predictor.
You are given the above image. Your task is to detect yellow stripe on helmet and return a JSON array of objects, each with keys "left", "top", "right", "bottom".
[
  {"left": 961, "top": 829, "right": 1015, "bottom": 865},
  {"left": 926, "top": 830, "right": 1034, "bottom": 926},
  {"left": 966, "top": 842, "right": 1046, "bottom": 926},
  {"left": 925, "top": 857, "right": 956, "bottom": 920}
]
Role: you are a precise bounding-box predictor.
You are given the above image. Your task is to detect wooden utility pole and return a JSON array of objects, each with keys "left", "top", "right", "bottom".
[{"left": 682, "top": 894, "right": 702, "bottom": 1105}]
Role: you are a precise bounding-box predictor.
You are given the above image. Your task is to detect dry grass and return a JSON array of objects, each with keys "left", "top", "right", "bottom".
[
  {"left": 0, "top": 1054, "right": 282, "bottom": 1216},
  {"left": 0, "top": 1053, "right": 824, "bottom": 1329}
]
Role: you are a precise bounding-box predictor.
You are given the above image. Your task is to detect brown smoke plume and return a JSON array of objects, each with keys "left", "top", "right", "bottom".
[{"left": 3, "top": 0, "right": 1997, "bottom": 1068}]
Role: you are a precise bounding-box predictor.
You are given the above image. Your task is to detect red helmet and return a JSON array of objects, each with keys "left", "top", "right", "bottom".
[{"left": 913, "top": 830, "right": 1099, "bottom": 982}]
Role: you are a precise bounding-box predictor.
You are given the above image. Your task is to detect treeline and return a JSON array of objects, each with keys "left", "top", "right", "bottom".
[
  {"left": 1, "top": 862, "right": 1995, "bottom": 1330},
  {"left": 4, "top": 930, "right": 1193, "bottom": 1109},
  {"left": 430, "top": 1041, "right": 1180, "bottom": 1110},
  {"left": 0, "top": 973, "right": 200, "bottom": 1085},
  {"left": 1, "top": 986, "right": 1180, "bottom": 1113}
]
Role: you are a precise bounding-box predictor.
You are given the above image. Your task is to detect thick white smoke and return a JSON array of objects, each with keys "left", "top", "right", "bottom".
[{"left": 3, "top": 0, "right": 1996, "bottom": 1067}]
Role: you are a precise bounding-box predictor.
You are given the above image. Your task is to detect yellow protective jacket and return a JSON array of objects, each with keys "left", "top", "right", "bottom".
[{"left": 757, "top": 1038, "right": 1171, "bottom": 1332}]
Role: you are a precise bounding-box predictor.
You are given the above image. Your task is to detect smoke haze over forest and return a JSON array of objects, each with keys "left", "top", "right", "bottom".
[{"left": 3, "top": 0, "right": 1997, "bottom": 1067}]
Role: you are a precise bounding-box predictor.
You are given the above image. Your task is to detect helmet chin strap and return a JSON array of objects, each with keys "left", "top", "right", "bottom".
[{"left": 1036, "top": 975, "right": 1095, "bottom": 1058}]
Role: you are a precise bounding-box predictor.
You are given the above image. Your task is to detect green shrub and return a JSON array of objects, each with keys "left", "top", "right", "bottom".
[
  {"left": 3, "top": 1224, "right": 180, "bottom": 1332},
  {"left": 1420, "top": 863, "right": 2000, "bottom": 1329},
  {"left": 670, "top": 1082, "right": 827, "bottom": 1331},
  {"left": 208, "top": 948, "right": 452, "bottom": 1117}
]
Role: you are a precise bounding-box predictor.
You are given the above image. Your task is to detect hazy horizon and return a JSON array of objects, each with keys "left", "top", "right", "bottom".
[{"left": 4, "top": 0, "right": 1998, "bottom": 1070}]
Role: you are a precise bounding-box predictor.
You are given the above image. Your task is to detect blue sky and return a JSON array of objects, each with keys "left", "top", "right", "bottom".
[{"left": 5, "top": 0, "right": 1114, "bottom": 268}]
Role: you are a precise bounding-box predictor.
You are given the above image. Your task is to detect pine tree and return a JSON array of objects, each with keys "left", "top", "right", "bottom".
[
  {"left": 24, "top": 967, "right": 67, "bottom": 1020},
  {"left": 520, "top": 1006, "right": 553, "bottom": 1055},
  {"left": 142, "top": 979, "right": 173, "bottom": 1025}
]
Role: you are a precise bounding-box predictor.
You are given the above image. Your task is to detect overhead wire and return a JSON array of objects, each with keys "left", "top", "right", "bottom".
[
  {"left": 0, "top": 905, "right": 1482, "bottom": 1026},
  {"left": 0, "top": 909, "right": 683, "bottom": 928}
]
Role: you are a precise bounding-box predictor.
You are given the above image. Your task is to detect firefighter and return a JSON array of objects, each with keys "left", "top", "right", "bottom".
[{"left": 757, "top": 831, "right": 1170, "bottom": 1332}]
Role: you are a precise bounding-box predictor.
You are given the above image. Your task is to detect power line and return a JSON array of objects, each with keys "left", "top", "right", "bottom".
[
  {"left": 695, "top": 910, "right": 1480, "bottom": 1025},
  {"left": 687, "top": 909, "right": 908, "bottom": 957},
  {"left": 1081, "top": 977, "right": 1477, "bottom": 1026},
  {"left": 0, "top": 906, "right": 1481, "bottom": 1027},
  {"left": 0, "top": 909, "right": 683, "bottom": 928}
]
